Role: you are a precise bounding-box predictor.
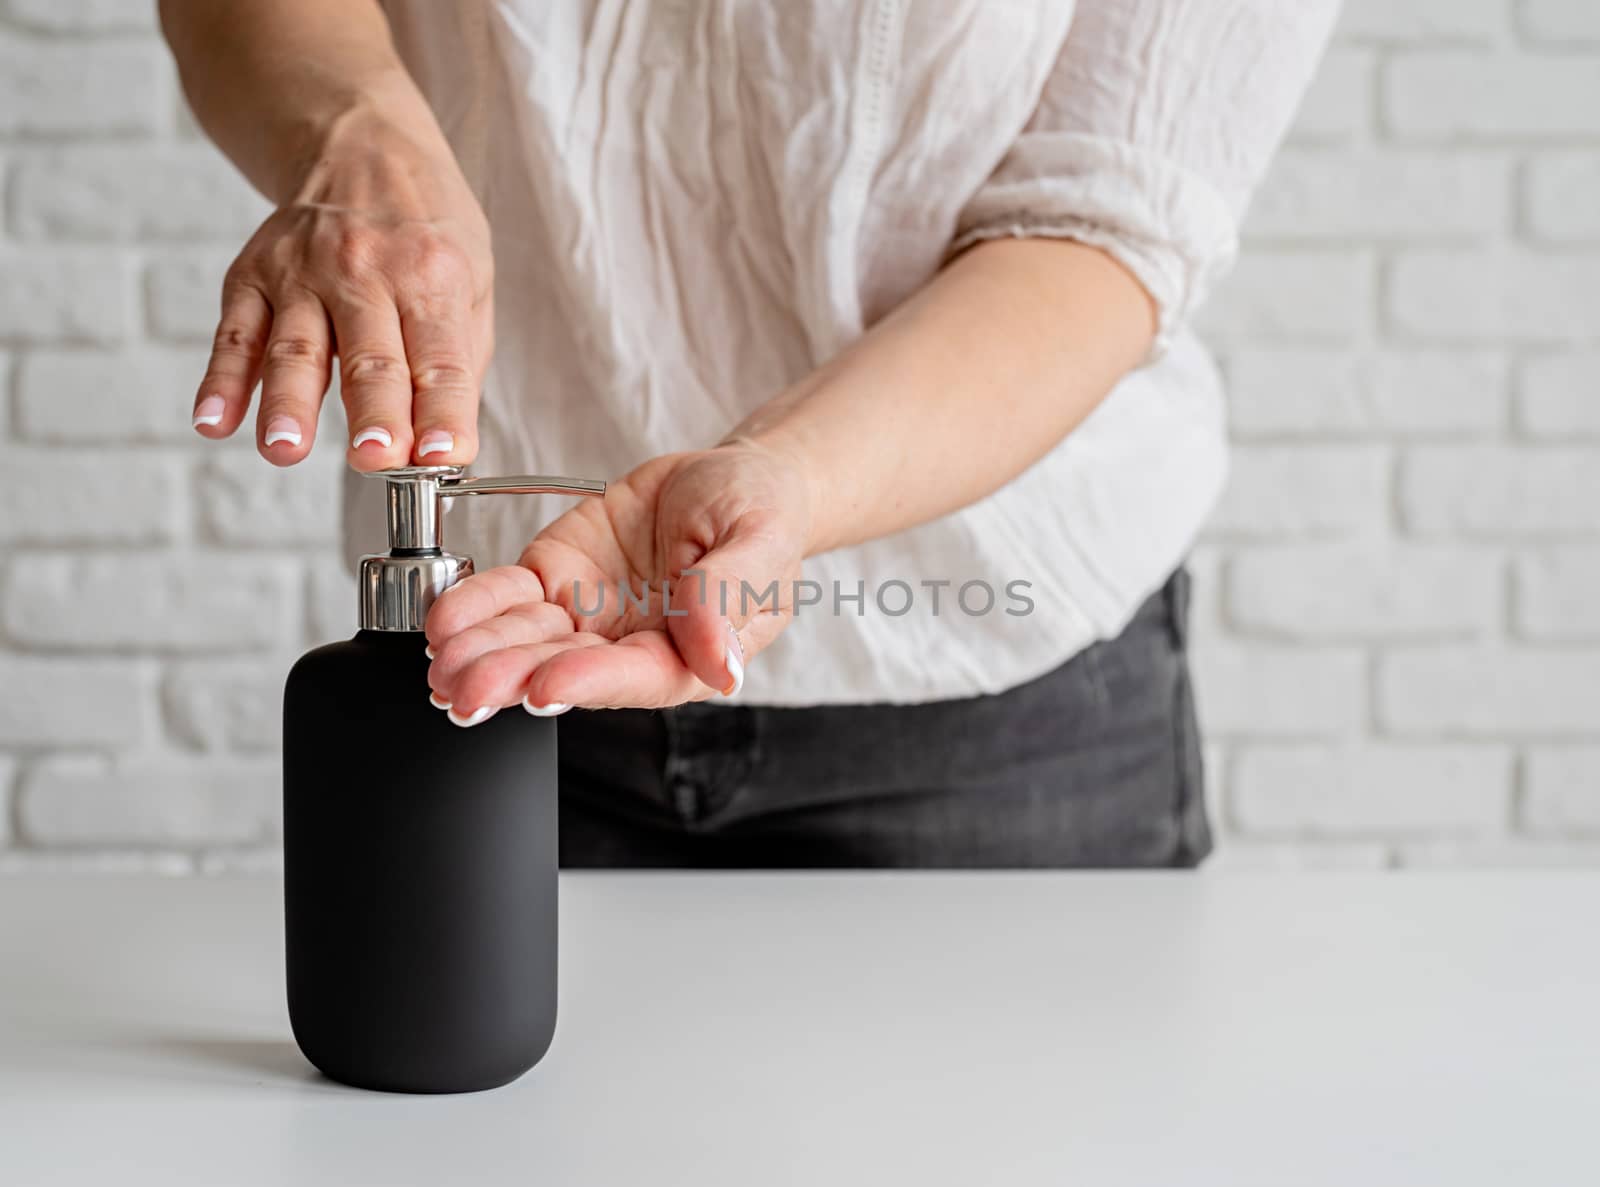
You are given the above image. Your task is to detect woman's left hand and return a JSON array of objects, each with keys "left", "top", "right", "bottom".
[{"left": 423, "top": 440, "right": 810, "bottom": 721}]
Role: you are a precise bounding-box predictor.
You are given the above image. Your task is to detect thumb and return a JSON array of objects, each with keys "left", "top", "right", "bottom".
[{"left": 667, "top": 536, "right": 792, "bottom": 698}]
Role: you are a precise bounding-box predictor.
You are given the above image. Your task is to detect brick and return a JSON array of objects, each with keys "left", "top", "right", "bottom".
[
  {"left": 0, "top": 656, "right": 150, "bottom": 748},
  {"left": 1229, "top": 544, "right": 1500, "bottom": 640},
  {"left": 144, "top": 250, "right": 233, "bottom": 342},
  {"left": 1524, "top": 153, "right": 1600, "bottom": 242},
  {"left": 1184, "top": 547, "right": 1224, "bottom": 642},
  {"left": 15, "top": 348, "right": 214, "bottom": 442},
  {"left": 1337, "top": 0, "right": 1505, "bottom": 41},
  {"left": 1202, "top": 738, "right": 1228, "bottom": 805},
  {"left": 10, "top": 147, "right": 267, "bottom": 242},
  {"left": 1192, "top": 643, "right": 1366, "bottom": 738},
  {"left": 1518, "top": 353, "right": 1600, "bottom": 436},
  {"left": 18, "top": 756, "right": 279, "bottom": 847},
  {"left": 196, "top": 451, "right": 341, "bottom": 546},
  {"left": 1288, "top": 48, "right": 1373, "bottom": 144},
  {"left": 1226, "top": 348, "right": 1506, "bottom": 437},
  {"left": 1247, "top": 151, "right": 1508, "bottom": 240},
  {"left": 0, "top": 39, "right": 163, "bottom": 136},
  {"left": 163, "top": 658, "right": 291, "bottom": 753},
  {"left": 1523, "top": 748, "right": 1600, "bottom": 835},
  {"left": 307, "top": 561, "right": 358, "bottom": 642},
  {"left": 1, "top": 553, "right": 295, "bottom": 652},
  {"left": 1385, "top": 54, "right": 1600, "bottom": 140},
  {"left": 1514, "top": 550, "right": 1600, "bottom": 640},
  {"left": 1389, "top": 250, "right": 1600, "bottom": 342},
  {"left": 1196, "top": 251, "right": 1372, "bottom": 343},
  {"left": 2, "top": 450, "right": 180, "bottom": 545},
  {"left": 0, "top": 851, "right": 193, "bottom": 875},
  {"left": 0, "top": 249, "right": 128, "bottom": 344},
  {"left": 1205, "top": 445, "right": 1388, "bottom": 539},
  {"left": 1379, "top": 648, "right": 1600, "bottom": 735},
  {"left": 1519, "top": 0, "right": 1600, "bottom": 43},
  {"left": 0, "top": 755, "right": 13, "bottom": 848},
  {"left": 1400, "top": 446, "right": 1600, "bottom": 537},
  {"left": 198, "top": 847, "right": 285, "bottom": 875},
  {"left": 1205, "top": 842, "right": 1392, "bottom": 871},
  {"left": 0, "top": 0, "right": 158, "bottom": 31},
  {"left": 1232, "top": 744, "right": 1511, "bottom": 836},
  {"left": 1396, "top": 840, "right": 1600, "bottom": 868}
]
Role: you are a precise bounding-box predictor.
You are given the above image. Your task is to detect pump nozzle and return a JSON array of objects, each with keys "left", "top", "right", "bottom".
[{"left": 359, "top": 465, "right": 607, "bottom": 631}]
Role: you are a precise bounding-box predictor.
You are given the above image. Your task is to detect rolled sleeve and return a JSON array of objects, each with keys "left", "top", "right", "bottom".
[{"left": 951, "top": 0, "right": 1339, "bottom": 356}]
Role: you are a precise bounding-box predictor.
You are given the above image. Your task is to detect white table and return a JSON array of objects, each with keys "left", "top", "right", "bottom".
[{"left": 1, "top": 873, "right": 1596, "bottom": 1186}]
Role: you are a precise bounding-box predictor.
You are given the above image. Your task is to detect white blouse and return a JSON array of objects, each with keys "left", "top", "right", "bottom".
[{"left": 361, "top": 0, "right": 1338, "bottom": 706}]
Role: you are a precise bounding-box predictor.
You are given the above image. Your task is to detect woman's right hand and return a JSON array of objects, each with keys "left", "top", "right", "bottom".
[{"left": 189, "top": 109, "right": 493, "bottom": 471}]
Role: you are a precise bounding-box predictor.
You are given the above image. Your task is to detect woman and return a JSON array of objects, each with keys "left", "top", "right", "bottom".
[{"left": 162, "top": 0, "right": 1336, "bottom": 868}]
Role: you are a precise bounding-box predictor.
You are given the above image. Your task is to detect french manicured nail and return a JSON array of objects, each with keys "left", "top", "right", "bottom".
[
  {"left": 417, "top": 431, "right": 453, "bottom": 458},
  {"left": 722, "top": 622, "right": 745, "bottom": 697},
  {"left": 264, "top": 416, "right": 302, "bottom": 448},
  {"left": 192, "top": 394, "right": 226, "bottom": 428},
  {"left": 447, "top": 705, "right": 496, "bottom": 728},
  {"left": 429, "top": 691, "right": 451, "bottom": 710},
  {"left": 523, "top": 697, "right": 571, "bottom": 717},
  {"left": 352, "top": 426, "right": 392, "bottom": 451}
]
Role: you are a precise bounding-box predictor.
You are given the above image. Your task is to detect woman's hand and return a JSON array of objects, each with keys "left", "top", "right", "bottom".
[
  {"left": 423, "top": 440, "right": 812, "bottom": 721},
  {"left": 189, "top": 109, "right": 492, "bottom": 471}
]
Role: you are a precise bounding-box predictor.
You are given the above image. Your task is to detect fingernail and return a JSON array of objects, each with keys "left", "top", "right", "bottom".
[
  {"left": 447, "top": 705, "right": 496, "bottom": 728},
  {"left": 425, "top": 644, "right": 435, "bottom": 659},
  {"left": 417, "top": 431, "right": 453, "bottom": 458},
  {"left": 721, "top": 622, "right": 745, "bottom": 697},
  {"left": 264, "top": 416, "right": 302, "bottom": 447},
  {"left": 429, "top": 691, "right": 451, "bottom": 710},
  {"left": 192, "top": 394, "right": 226, "bottom": 428},
  {"left": 523, "top": 697, "right": 571, "bottom": 718},
  {"left": 352, "top": 426, "right": 393, "bottom": 450}
]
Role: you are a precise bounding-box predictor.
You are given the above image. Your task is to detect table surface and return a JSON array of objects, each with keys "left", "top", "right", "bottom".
[{"left": 2, "top": 872, "right": 1597, "bottom": 1186}]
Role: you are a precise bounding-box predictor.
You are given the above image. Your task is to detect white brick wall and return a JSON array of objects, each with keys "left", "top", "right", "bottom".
[
  {"left": 1523, "top": 152, "right": 1600, "bottom": 240},
  {"left": 1384, "top": 54, "right": 1600, "bottom": 140},
  {"left": 1, "top": 4, "right": 1597, "bottom": 873},
  {"left": 0, "top": 38, "right": 165, "bottom": 136},
  {"left": 1197, "top": 2, "right": 1600, "bottom": 870},
  {"left": 1519, "top": 1, "right": 1600, "bottom": 44},
  {"left": 1519, "top": 353, "right": 1600, "bottom": 435},
  {"left": 1231, "top": 745, "right": 1513, "bottom": 837},
  {"left": 1388, "top": 250, "right": 1600, "bottom": 340}
]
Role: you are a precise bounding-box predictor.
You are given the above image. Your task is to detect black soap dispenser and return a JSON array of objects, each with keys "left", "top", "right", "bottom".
[{"left": 283, "top": 464, "right": 605, "bottom": 1094}]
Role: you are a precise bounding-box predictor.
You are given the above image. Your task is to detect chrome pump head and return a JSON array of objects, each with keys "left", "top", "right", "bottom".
[{"left": 358, "top": 465, "right": 606, "bottom": 632}]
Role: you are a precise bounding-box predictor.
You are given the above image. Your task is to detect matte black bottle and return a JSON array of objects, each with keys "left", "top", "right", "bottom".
[{"left": 283, "top": 465, "right": 605, "bottom": 1094}]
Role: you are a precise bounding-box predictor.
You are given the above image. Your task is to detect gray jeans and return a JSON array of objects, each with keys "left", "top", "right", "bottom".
[{"left": 557, "top": 569, "right": 1209, "bottom": 868}]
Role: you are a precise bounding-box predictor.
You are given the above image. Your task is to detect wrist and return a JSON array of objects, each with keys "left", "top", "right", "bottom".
[
  {"left": 718, "top": 425, "right": 839, "bottom": 559},
  {"left": 277, "top": 76, "right": 475, "bottom": 223}
]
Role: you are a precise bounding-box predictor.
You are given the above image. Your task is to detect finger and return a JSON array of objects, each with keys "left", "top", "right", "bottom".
[
  {"left": 428, "top": 600, "right": 575, "bottom": 701},
  {"left": 425, "top": 565, "right": 549, "bottom": 649},
  {"left": 192, "top": 278, "right": 269, "bottom": 439},
  {"left": 528, "top": 631, "right": 707, "bottom": 711},
  {"left": 668, "top": 544, "right": 792, "bottom": 698},
  {"left": 256, "top": 296, "right": 332, "bottom": 466},
  {"left": 442, "top": 634, "right": 609, "bottom": 717},
  {"left": 518, "top": 533, "right": 631, "bottom": 635},
  {"left": 399, "top": 294, "right": 480, "bottom": 465},
  {"left": 331, "top": 299, "right": 414, "bottom": 470}
]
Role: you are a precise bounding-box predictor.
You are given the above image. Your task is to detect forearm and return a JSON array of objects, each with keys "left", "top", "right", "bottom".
[
  {"left": 732, "top": 238, "right": 1157, "bottom": 556},
  {"left": 159, "top": 0, "right": 455, "bottom": 206}
]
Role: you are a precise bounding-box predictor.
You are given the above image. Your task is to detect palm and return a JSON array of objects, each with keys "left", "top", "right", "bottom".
[
  {"left": 426, "top": 445, "right": 807, "bottom": 712},
  {"left": 522, "top": 454, "right": 701, "bottom": 641}
]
